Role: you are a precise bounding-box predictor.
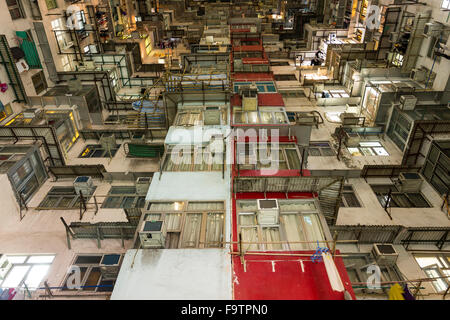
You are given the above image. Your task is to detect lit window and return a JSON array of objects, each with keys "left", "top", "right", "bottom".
[
  {"left": 348, "top": 142, "right": 389, "bottom": 156},
  {"left": 442, "top": 0, "right": 450, "bottom": 10},
  {"left": 414, "top": 254, "right": 450, "bottom": 293},
  {"left": 79, "top": 144, "right": 120, "bottom": 158},
  {"left": 0, "top": 255, "right": 55, "bottom": 291}
]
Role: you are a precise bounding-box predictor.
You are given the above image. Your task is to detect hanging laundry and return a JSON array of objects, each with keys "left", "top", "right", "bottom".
[
  {"left": 402, "top": 284, "right": 415, "bottom": 300},
  {"left": 388, "top": 283, "right": 405, "bottom": 300}
]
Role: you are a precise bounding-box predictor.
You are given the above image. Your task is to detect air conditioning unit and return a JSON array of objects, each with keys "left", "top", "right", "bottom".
[
  {"left": 395, "top": 172, "right": 423, "bottom": 193},
  {"left": 411, "top": 68, "right": 428, "bottom": 83},
  {"left": 240, "top": 85, "right": 258, "bottom": 111},
  {"left": 399, "top": 95, "right": 418, "bottom": 111},
  {"left": 73, "top": 176, "right": 95, "bottom": 196},
  {"left": 139, "top": 220, "right": 167, "bottom": 248},
  {"left": 372, "top": 244, "right": 398, "bottom": 267},
  {"left": 344, "top": 132, "right": 360, "bottom": 147},
  {"left": 0, "top": 255, "right": 12, "bottom": 280},
  {"left": 136, "top": 177, "right": 151, "bottom": 195},
  {"left": 424, "top": 22, "right": 443, "bottom": 37},
  {"left": 257, "top": 199, "right": 279, "bottom": 225},
  {"left": 99, "top": 254, "right": 122, "bottom": 279},
  {"left": 22, "top": 108, "right": 41, "bottom": 119},
  {"left": 204, "top": 106, "right": 221, "bottom": 125}
]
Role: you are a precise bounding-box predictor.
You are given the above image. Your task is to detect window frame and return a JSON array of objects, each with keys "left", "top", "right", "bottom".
[
  {"left": 413, "top": 253, "right": 450, "bottom": 293},
  {"left": 38, "top": 186, "right": 96, "bottom": 209},
  {"left": 236, "top": 142, "right": 302, "bottom": 171},
  {"left": 341, "top": 185, "right": 362, "bottom": 208},
  {"left": 31, "top": 71, "right": 48, "bottom": 95},
  {"left": 0, "top": 254, "right": 55, "bottom": 291},
  {"left": 308, "top": 141, "right": 335, "bottom": 157},
  {"left": 79, "top": 144, "right": 120, "bottom": 158},
  {"left": 144, "top": 201, "right": 226, "bottom": 249},
  {"left": 7, "top": 0, "right": 25, "bottom": 20},
  {"left": 101, "top": 186, "right": 145, "bottom": 209},
  {"left": 61, "top": 254, "right": 120, "bottom": 292},
  {"left": 236, "top": 199, "right": 324, "bottom": 251},
  {"left": 343, "top": 253, "right": 403, "bottom": 295},
  {"left": 370, "top": 184, "right": 431, "bottom": 208}
]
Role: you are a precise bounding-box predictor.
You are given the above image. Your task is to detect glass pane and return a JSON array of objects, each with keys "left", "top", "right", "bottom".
[
  {"left": 238, "top": 200, "right": 257, "bottom": 211},
  {"left": 75, "top": 256, "right": 102, "bottom": 264},
  {"left": 59, "top": 196, "right": 76, "bottom": 208},
  {"left": 205, "top": 213, "right": 224, "bottom": 248},
  {"left": 373, "top": 147, "right": 389, "bottom": 156},
  {"left": 279, "top": 200, "right": 316, "bottom": 212},
  {"left": 241, "top": 227, "right": 259, "bottom": 251},
  {"left": 343, "top": 193, "right": 361, "bottom": 207},
  {"left": 1, "top": 266, "right": 30, "bottom": 288},
  {"left": 27, "top": 256, "right": 55, "bottom": 264},
  {"left": 239, "top": 214, "right": 256, "bottom": 226},
  {"left": 103, "top": 196, "right": 121, "bottom": 208},
  {"left": 406, "top": 193, "right": 430, "bottom": 208},
  {"left": 188, "top": 202, "right": 224, "bottom": 211},
  {"left": 308, "top": 148, "right": 321, "bottom": 156},
  {"left": 120, "top": 196, "right": 136, "bottom": 208},
  {"left": 360, "top": 147, "right": 375, "bottom": 156},
  {"left": 262, "top": 227, "right": 282, "bottom": 250},
  {"left": 24, "top": 265, "right": 51, "bottom": 290},
  {"left": 165, "top": 213, "right": 182, "bottom": 231},
  {"left": 303, "top": 214, "right": 325, "bottom": 249},
  {"left": 6, "top": 256, "right": 28, "bottom": 264},
  {"left": 110, "top": 186, "right": 136, "bottom": 194},
  {"left": 285, "top": 149, "right": 301, "bottom": 169},
  {"left": 321, "top": 148, "right": 335, "bottom": 156},
  {"left": 149, "top": 202, "right": 180, "bottom": 211},
  {"left": 181, "top": 214, "right": 202, "bottom": 248},
  {"left": 144, "top": 213, "right": 161, "bottom": 221},
  {"left": 281, "top": 214, "right": 308, "bottom": 250},
  {"left": 260, "top": 112, "right": 273, "bottom": 124},
  {"left": 84, "top": 267, "right": 101, "bottom": 291}
]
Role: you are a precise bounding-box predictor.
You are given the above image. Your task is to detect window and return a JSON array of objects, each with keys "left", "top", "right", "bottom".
[
  {"left": 163, "top": 145, "right": 224, "bottom": 172},
  {"left": 38, "top": 186, "right": 96, "bottom": 209},
  {"left": 414, "top": 254, "right": 450, "bottom": 293},
  {"left": 7, "top": 0, "right": 25, "bottom": 20},
  {"left": 392, "top": 53, "right": 404, "bottom": 67},
  {"left": 237, "top": 199, "right": 324, "bottom": 251},
  {"left": 233, "top": 108, "right": 289, "bottom": 125},
  {"left": 174, "top": 108, "right": 227, "bottom": 126},
  {"left": 45, "top": 0, "right": 57, "bottom": 10},
  {"left": 442, "top": 0, "right": 450, "bottom": 10},
  {"left": 31, "top": 71, "right": 48, "bottom": 95},
  {"left": 145, "top": 201, "right": 225, "bottom": 248},
  {"left": 234, "top": 81, "right": 277, "bottom": 93},
  {"left": 62, "top": 254, "right": 120, "bottom": 292},
  {"left": 309, "top": 141, "right": 335, "bottom": 156},
  {"left": 370, "top": 185, "right": 431, "bottom": 208},
  {"left": 102, "top": 186, "right": 145, "bottom": 209},
  {"left": 0, "top": 103, "right": 13, "bottom": 123},
  {"left": 61, "top": 56, "right": 73, "bottom": 71},
  {"left": 348, "top": 141, "right": 389, "bottom": 156},
  {"left": 274, "top": 74, "right": 297, "bottom": 81},
  {"left": 79, "top": 144, "right": 120, "bottom": 158},
  {"left": 0, "top": 255, "right": 55, "bottom": 291},
  {"left": 145, "top": 36, "right": 152, "bottom": 56},
  {"left": 343, "top": 253, "right": 403, "bottom": 295},
  {"left": 422, "top": 141, "right": 450, "bottom": 195},
  {"left": 236, "top": 143, "right": 301, "bottom": 171},
  {"left": 341, "top": 185, "right": 361, "bottom": 207}
]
